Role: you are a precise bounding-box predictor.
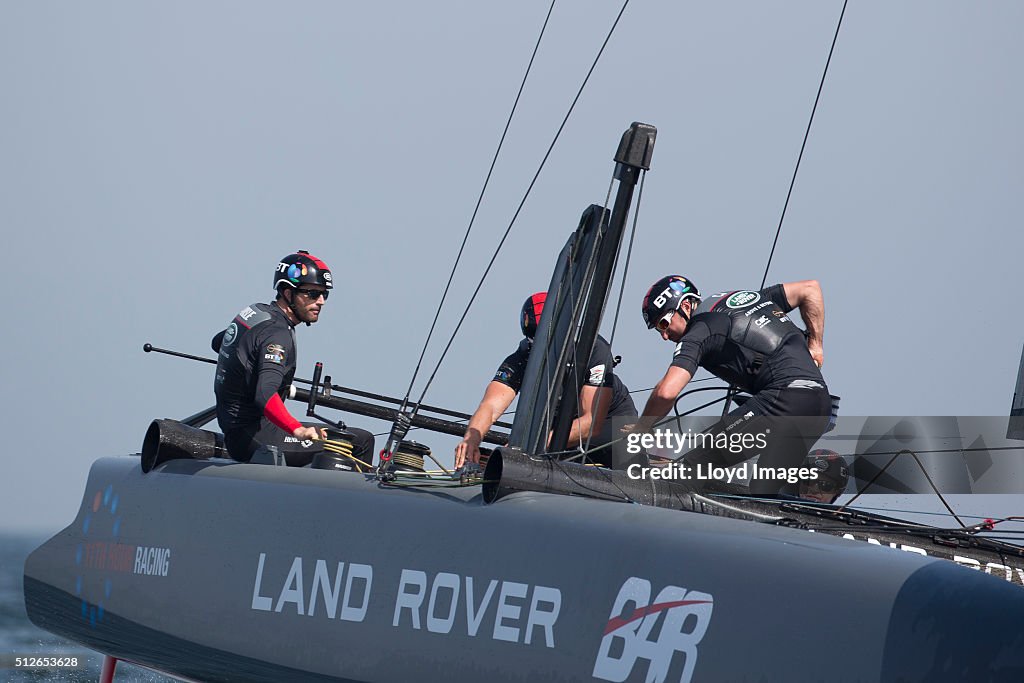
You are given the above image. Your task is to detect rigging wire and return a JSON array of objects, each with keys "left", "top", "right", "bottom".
[
  {"left": 559, "top": 253, "right": 585, "bottom": 452},
  {"left": 837, "top": 447, "right": 962, "bottom": 526},
  {"left": 576, "top": 179, "right": 619, "bottom": 453},
  {"left": 759, "top": 0, "right": 848, "bottom": 288},
  {"left": 707, "top": 497, "right": 1020, "bottom": 525},
  {"left": 524, "top": 258, "right": 574, "bottom": 453},
  {"left": 409, "top": 0, "right": 633, "bottom": 409},
  {"left": 381, "top": 1, "right": 863, "bottom": 516},
  {"left": 720, "top": 0, "right": 847, "bottom": 413},
  {"left": 607, "top": 170, "right": 644, "bottom": 349},
  {"left": 369, "top": 377, "right": 720, "bottom": 438},
  {"left": 830, "top": 445, "right": 1024, "bottom": 458},
  {"left": 538, "top": 161, "right": 649, "bottom": 504},
  {"left": 394, "top": 0, "right": 558, "bottom": 415},
  {"left": 563, "top": 203, "right": 607, "bottom": 456},
  {"left": 563, "top": 168, "right": 645, "bottom": 462}
]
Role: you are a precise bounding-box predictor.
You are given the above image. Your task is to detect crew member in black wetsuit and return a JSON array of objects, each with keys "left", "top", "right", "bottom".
[
  {"left": 454, "top": 292, "right": 638, "bottom": 469},
  {"left": 213, "top": 250, "right": 375, "bottom": 467},
  {"left": 636, "top": 275, "right": 832, "bottom": 494}
]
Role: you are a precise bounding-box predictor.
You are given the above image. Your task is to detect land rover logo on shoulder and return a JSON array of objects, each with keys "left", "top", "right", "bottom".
[
  {"left": 223, "top": 323, "right": 238, "bottom": 347},
  {"left": 725, "top": 291, "right": 760, "bottom": 309}
]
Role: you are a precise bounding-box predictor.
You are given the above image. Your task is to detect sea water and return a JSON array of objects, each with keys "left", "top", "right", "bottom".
[{"left": 0, "top": 533, "right": 171, "bottom": 683}]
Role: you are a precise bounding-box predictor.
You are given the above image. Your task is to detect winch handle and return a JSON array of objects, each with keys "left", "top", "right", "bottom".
[
  {"left": 305, "top": 361, "right": 346, "bottom": 430},
  {"left": 307, "top": 362, "right": 323, "bottom": 416}
]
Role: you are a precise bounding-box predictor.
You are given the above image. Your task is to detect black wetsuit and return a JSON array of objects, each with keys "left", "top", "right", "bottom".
[
  {"left": 213, "top": 302, "right": 374, "bottom": 467},
  {"left": 494, "top": 335, "right": 638, "bottom": 466},
  {"left": 670, "top": 285, "right": 831, "bottom": 494}
]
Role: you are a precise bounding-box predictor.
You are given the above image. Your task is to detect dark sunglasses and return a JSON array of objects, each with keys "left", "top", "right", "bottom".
[
  {"left": 809, "top": 479, "right": 840, "bottom": 493},
  {"left": 295, "top": 288, "right": 329, "bottom": 301}
]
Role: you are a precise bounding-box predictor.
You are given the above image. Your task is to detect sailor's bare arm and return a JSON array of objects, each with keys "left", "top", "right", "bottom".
[
  {"left": 455, "top": 381, "right": 516, "bottom": 468},
  {"left": 782, "top": 279, "right": 824, "bottom": 367},
  {"left": 567, "top": 385, "right": 613, "bottom": 448},
  {"left": 637, "top": 366, "right": 692, "bottom": 431}
]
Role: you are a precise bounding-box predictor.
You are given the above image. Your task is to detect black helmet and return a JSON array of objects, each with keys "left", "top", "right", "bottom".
[
  {"left": 804, "top": 450, "right": 849, "bottom": 491},
  {"left": 274, "top": 250, "right": 333, "bottom": 292},
  {"left": 642, "top": 275, "right": 700, "bottom": 329},
  {"left": 521, "top": 292, "right": 547, "bottom": 338}
]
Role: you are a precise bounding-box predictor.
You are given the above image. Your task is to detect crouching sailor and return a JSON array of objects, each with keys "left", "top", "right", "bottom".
[
  {"left": 635, "top": 276, "right": 832, "bottom": 495},
  {"left": 212, "top": 250, "right": 374, "bottom": 466}
]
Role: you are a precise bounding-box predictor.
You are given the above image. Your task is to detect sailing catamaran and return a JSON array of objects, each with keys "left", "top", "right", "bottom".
[{"left": 24, "top": 123, "right": 1024, "bottom": 683}]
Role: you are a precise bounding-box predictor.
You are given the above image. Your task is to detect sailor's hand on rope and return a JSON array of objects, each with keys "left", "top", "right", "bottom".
[
  {"left": 454, "top": 434, "right": 482, "bottom": 469},
  {"left": 292, "top": 425, "right": 323, "bottom": 442}
]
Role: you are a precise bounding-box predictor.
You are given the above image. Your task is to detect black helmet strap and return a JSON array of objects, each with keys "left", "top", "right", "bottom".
[{"left": 676, "top": 298, "right": 691, "bottom": 324}]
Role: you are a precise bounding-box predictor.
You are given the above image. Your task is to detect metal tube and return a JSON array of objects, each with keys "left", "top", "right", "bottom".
[
  {"left": 145, "top": 342, "right": 510, "bottom": 429},
  {"left": 291, "top": 388, "right": 509, "bottom": 446}
]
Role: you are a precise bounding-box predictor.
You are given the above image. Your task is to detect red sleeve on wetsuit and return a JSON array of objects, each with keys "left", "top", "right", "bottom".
[{"left": 263, "top": 393, "right": 302, "bottom": 434}]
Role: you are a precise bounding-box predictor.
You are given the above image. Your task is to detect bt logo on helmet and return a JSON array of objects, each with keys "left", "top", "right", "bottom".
[
  {"left": 653, "top": 287, "right": 674, "bottom": 309},
  {"left": 286, "top": 264, "right": 309, "bottom": 281},
  {"left": 669, "top": 280, "right": 690, "bottom": 293},
  {"left": 654, "top": 279, "right": 690, "bottom": 308}
]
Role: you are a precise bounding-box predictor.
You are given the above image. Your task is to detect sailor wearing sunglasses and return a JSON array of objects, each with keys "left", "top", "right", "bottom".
[
  {"left": 634, "top": 276, "right": 831, "bottom": 495},
  {"left": 212, "top": 250, "right": 375, "bottom": 466}
]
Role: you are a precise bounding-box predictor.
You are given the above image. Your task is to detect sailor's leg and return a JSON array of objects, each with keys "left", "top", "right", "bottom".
[
  {"left": 678, "top": 400, "right": 776, "bottom": 473},
  {"left": 236, "top": 420, "right": 323, "bottom": 467},
  {"left": 276, "top": 427, "right": 326, "bottom": 467},
  {"left": 743, "top": 387, "right": 832, "bottom": 494},
  {"left": 223, "top": 425, "right": 261, "bottom": 462},
  {"left": 226, "top": 421, "right": 373, "bottom": 468}
]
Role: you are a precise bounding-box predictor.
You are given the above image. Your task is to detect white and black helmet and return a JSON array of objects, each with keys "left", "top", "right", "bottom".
[{"left": 642, "top": 275, "right": 700, "bottom": 328}]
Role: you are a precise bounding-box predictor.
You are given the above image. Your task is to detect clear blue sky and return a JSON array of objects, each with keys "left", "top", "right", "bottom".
[{"left": 2, "top": 1, "right": 1022, "bottom": 533}]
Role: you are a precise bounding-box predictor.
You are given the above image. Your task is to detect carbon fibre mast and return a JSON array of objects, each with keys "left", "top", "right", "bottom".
[{"left": 511, "top": 123, "right": 654, "bottom": 456}]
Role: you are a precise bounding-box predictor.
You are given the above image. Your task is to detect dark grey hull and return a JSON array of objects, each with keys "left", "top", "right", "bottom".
[{"left": 25, "top": 456, "right": 1024, "bottom": 682}]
